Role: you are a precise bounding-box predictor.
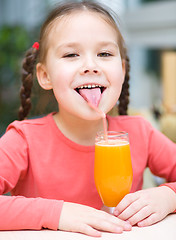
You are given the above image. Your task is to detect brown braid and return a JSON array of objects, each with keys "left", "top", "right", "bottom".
[
  {"left": 18, "top": 48, "right": 38, "bottom": 120},
  {"left": 118, "top": 54, "right": 130, "bottom": 115}
]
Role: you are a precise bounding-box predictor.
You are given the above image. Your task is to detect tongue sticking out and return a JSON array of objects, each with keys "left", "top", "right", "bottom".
[
  {"left": 79, "top": 87, "right": 107, "bottom": 139},
  {"left": 79, "top": 88, "right": 101, "bottom": 107}
]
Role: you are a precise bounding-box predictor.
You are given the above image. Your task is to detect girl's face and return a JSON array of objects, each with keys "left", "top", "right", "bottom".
[{"left": 37, "top": 11, "right": 125, "bottom": 120}]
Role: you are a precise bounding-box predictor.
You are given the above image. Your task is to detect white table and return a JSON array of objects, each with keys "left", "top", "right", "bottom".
[{"left": 0, "top": 214, "right": 175, "bottom": 240}]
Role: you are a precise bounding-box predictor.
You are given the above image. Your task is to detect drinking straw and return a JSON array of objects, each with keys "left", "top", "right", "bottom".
[{"left": 87, "top": 102, "right": 108, "bottom": 141}]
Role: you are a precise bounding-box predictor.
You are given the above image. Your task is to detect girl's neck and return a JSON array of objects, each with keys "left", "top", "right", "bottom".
[{"left": 53, "top": 111, "right": 107, "bottom": 146}]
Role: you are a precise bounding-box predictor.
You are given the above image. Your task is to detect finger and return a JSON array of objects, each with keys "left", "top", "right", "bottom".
[
  {"left": 93, "top": 220, "right": 123, "bottom": 234},
  {"left": 103, "top": 211, "right": 128, "bottom": 226},
  {"left": 127, "top": 206, "right": 152, "bottom": 226},
  {"left": 114, "top": 193, "right": 140, "bottom": 216},
  {"left": 117, "top": 199, "right": 147, "bottom": 221},
  {"left": 137, "top": 213, "right": 160, "bottom": 227},
  {"left": 79, "top": 224, "right": 102, "bottom": 237},
  {"left": 95, "top": 211, "right": 132, "bottom": 232}
]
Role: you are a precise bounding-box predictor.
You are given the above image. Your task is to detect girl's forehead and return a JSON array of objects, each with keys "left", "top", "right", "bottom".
[
  {"left": 43, "top": 10, "right": 121, "bottom": 56},
  {"left": 50, "top": 10, "right": 117, "bottom": 35}
]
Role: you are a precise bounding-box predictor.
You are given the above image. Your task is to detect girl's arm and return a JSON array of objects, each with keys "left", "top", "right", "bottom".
[
  {"left": 0, "top": 195, "right": 131, "bottom": 235},
  {"left": 114, "top": 120, "right": 176, "bottom": 226},
  {"left": 0, "top": 122, "right": 131, "bottom": 236},
  {"left": 114, "top": 186, "right": 176, "bottom": 227},
  {"left": 0, "top": 195, "right": 63, "bottom": 230},
  {"left": 0, "top": 125, "right": 64, "bottom": 230},
  {"left": 58, "top": 202, "right": 131, "bottom": 237}
]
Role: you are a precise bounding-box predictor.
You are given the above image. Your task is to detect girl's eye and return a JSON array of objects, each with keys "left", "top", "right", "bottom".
[
  {"left": 63, "top": 53, "right": 79, "bottom": 58},
  {"left": 98, "top": 52, "right": 112, "bottom": 57}
]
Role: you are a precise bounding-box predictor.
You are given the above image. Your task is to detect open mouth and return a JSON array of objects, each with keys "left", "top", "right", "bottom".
[
  {"left": 75, "top": 84, "right": 106, "bottom": 107},
  {"left": 75, "top": 84, "right": 105, "bottom": 93}
]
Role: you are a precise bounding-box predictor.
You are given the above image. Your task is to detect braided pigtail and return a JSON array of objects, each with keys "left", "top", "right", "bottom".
[
  {"left": 118, "top": 54, "right": 130, "bottom": 115},
  {"left": 18, "top": 45, "right": 39, "bottom": 120}
]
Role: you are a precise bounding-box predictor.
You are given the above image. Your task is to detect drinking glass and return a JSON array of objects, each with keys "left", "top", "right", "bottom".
[{"left": 94, "top": 131, "right": 133, "bottom": 214}]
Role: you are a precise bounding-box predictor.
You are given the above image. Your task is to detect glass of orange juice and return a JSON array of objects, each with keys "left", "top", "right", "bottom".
[{"left": 94, "top": 131, "right": 133, "bottom": 214}]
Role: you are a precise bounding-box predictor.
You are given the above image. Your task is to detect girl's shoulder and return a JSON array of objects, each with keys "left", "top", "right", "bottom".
[
  {"left": 107, "top": 114, "right": 155, "bottom": 137},
  {"left": 107, "top": 114, "right": 151, "bottom": 126},
  {"left": 6, "top": 113, "right": 54, "bottom": 134}
]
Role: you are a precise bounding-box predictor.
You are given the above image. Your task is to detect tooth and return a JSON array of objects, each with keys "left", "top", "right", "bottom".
[
  {"left": 84, "top": 85, "right": 88, "bottom": 88},
  {"left": 80, "top": 86, "right": 84, "bottom": 89},
  {"left": 92, "top": 84, "right": 96, "bottom": 88},
  {"left": 88, "top": 85, "right": 92, "bottom": 88}
]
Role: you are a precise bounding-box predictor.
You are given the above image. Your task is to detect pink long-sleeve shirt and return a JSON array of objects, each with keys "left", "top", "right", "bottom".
[{"left": 0, "top": 113, "right": 176, "bottom": 230}]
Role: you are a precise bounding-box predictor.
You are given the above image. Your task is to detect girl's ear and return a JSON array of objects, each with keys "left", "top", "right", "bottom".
[
  {"left": 36, "top": 63, "right": 53, "bottom": 90},
  {"left": 122, "top": 59, "right": 126, "bottom": 81}
]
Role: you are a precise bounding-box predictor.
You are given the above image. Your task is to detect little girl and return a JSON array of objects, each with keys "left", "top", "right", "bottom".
[{"left": 0, "top": 0, "right": 176, "bottom": 237}]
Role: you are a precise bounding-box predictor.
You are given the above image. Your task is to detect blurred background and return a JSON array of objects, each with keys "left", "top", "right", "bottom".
[{"left": 0, "top": 0, "right": 176, "bottom": 188}]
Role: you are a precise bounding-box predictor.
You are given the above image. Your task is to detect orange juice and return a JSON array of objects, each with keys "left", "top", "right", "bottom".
[{"left": 94, "top": 132, "right": 133, "bottom": 207}]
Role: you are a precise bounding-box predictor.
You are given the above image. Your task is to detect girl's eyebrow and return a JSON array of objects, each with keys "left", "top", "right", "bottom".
[
  {"left": 56, "top": 41, "right": 119, "bottom": 51},
  {"left": 98, "top": 41, "right": 119, "bottom": 48},
  {"left": 56, "top": 42, "right": 79, "bottom": 51}
]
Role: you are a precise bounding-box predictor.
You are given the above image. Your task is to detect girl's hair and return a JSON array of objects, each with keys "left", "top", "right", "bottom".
[
  {"left": 118, "top": 54, "right": 130, "bottom": 115},
  {"left": 18, "top": 0, "right": 130, "bottom": 120},
  {"left": 18, "top": 47, "right": 38, "bottom": 120}
]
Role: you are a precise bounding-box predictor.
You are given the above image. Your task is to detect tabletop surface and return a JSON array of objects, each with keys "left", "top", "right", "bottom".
[{"left": 0, "top": 214, "right": 175, "bottom": 240}]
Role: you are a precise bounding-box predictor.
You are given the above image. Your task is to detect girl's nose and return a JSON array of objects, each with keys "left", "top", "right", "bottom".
[
  {"left": 82, "top": 69, "right": 99, "bottom": 74},
  {"left": 79, "top": 56, "right": 101, "bottom": 75}
]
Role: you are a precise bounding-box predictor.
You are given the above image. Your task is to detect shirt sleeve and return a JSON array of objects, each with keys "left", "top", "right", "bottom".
[
  {"left": 0, "top": 123, "right": 28, "bottom": 194},
  {"left": 147, "top": 120, "right": 176, "bottom": 193},
  {"left": 0, "top": 195, "right": 63, "bottom": 230},
  {"left": 0, "top": 122, "right": 64, "bottom": 230}
]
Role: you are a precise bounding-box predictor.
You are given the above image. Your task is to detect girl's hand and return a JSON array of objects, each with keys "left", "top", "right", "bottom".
[
  {"left": 58, "top": 202, "right": 132, "bottom": 237},
  {"left": 114, "top": 186, "right": 176, "bottom": 227}
]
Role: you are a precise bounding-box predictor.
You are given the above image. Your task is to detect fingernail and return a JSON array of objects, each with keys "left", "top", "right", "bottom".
[
  {"left": 113, "top": 210, "right": 119, "bottom": 216},
  {"left": 115, "top": 226, "right": 123, "bottom": 233},
  {"left": 124, "top": 222, "right": 132, "bottom": 231},
  {"left": 137, "top": 222, "right": 143, "bottom": 227}
]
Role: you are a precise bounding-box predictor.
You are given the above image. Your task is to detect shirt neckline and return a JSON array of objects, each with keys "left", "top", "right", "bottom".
[{"left": 47, "top": 112, "right": 95, "bottom": 152}]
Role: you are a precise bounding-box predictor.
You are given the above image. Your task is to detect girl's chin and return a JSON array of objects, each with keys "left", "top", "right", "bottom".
[
  {"left": 74, "top": 109, "right": 104, "bottom": 121},
  {"left": 79, "top": 114, "right": 103, "bottom": 121}
]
